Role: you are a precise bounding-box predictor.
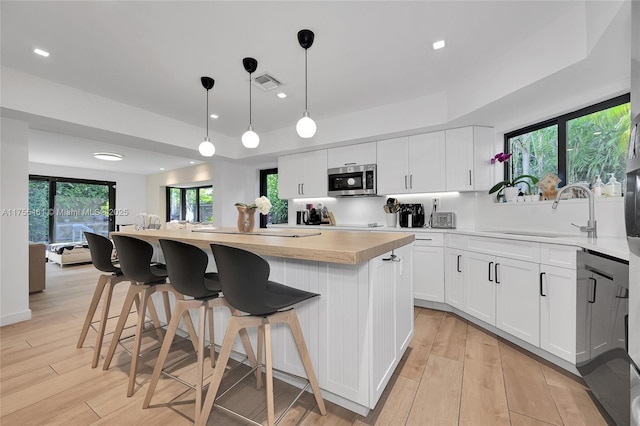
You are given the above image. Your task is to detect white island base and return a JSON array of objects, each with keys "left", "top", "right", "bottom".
[{"left": 153, "top": 243, "right": 414, "bottom": 416}]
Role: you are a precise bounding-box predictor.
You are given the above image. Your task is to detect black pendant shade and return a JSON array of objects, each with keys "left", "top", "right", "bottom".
[
  {"left": 243, "top": 57, "right": 258, "bottom": 74},
  {"left": 201, "top": 76, "right": 214, "bottom": 91},
  {"left": 297, "top": 29, "right": 315, "bottom": 49}
]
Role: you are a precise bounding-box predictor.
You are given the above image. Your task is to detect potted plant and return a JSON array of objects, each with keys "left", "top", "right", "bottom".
[{"left": 488, "top": 152, "right": 539, "bottom": 202}]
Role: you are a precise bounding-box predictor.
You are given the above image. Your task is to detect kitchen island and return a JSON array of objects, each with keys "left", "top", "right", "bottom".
[{"left": 113, "top": 228, "right": 415, "bottom": 415}]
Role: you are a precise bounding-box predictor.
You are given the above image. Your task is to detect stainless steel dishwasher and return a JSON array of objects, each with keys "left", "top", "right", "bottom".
[{"left": 577, "top": 249, "right": 630, "bottom": 425}]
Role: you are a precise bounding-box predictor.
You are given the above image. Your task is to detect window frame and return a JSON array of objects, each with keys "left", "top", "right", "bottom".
[
  {"left": 504, "top": 93, "right": 630, "bottom": 187},
  {"left": 165, "top": 185, "right": 212, "bottom": 223}
]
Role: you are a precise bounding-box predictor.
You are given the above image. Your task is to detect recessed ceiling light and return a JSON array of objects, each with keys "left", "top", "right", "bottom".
[
  {"left": 210, "top": 113, "right": 219, "bottom": 119},
  {"left": 432, "top": 40, "right": 446, "bottom": 50},
  {"left": 160, "top": 168, "right": 165, "bottom": 171},
  {"left": 277, "top": 92, "right": 287, "bottom": 99},
  {"left": 189, "top": 161, "right": 196, "bottom": 164},
  {"left": 93, "top": 152, "right": 123, "bottom": 161},
  {"left": 33, "top": 48, "right": 50, "bottom": 57}
]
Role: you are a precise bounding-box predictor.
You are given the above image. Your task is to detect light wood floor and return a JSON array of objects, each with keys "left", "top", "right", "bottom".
[{"left": 1, "top": 262, "right": 609, "bottom": 425}]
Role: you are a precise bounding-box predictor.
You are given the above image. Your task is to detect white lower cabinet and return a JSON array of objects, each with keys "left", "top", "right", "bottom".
[
  {"left": 444, "top": 236, "right": 579, "bottom": 366},
  {"left": 444, "top": 248, "right": 465, "bottom": 310},
  {"left": 495, "top": 257, "right": 540, "bottom": 346},
  {"left": 413, "top": 237, "right": 444, "bottom": 303},
  {"left": 540, "top": 264, "right": 577, "bottom": 363},
  {"left": 464, "top": 251, "right": 497, "bottom": 325}
]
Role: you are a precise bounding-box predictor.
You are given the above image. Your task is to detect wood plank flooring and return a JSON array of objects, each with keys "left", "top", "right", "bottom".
[{"left": 0, "top": 262, "right": 609, "bottom": 425}]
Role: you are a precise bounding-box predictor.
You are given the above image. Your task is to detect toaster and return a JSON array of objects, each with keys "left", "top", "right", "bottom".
[{"left": 431, "top": 212, "right": 456, "bottom": 229}]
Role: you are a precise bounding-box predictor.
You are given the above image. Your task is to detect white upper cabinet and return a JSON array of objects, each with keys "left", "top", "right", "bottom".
[
  {"left": 327, "top": 142, "right": 376, "bottom": 168},
  {"left": 376, "top": 132, "right": 446, "bottom": 195},
  {"left": 376, "top": 137, "right": 409, "bottom": 195},
  {"left": 445, "top": 126, "right": 493, "bottom": 192},
  {"left": 278, "top": 150, "right": 328, "bottom": 199}
]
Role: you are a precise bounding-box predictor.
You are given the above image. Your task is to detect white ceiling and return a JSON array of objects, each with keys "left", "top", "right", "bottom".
[{"left": 0, "top": 1, "right": 629, "bottom": 174}]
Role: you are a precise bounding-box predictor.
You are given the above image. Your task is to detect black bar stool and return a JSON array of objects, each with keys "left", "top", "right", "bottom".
[
  {"left": 103, "top": 234, "right": 199, "bottom": 397},
  {"left": 78, "top": 232, "right": 134, "bottom": 368},
  {"left": 196, "top": 244, "right": 327, "bottom": 426},
  {"left": 143, "top": 239, "right": 260, "bottom": 420}
]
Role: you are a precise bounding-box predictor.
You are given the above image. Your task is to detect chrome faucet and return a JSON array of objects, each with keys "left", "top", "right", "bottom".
[{"left": 552, "top": 183, "right": 597, "bottom": 239}]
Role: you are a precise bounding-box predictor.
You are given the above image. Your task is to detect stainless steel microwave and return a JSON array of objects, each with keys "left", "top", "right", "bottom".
[{"left": 327, "top": 164, "right": 377, "bottom": 196}]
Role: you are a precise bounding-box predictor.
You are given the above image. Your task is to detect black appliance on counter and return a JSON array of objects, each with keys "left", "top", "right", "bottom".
[{"left": 399, "top": 204, "right": 425, "bottom": 228}]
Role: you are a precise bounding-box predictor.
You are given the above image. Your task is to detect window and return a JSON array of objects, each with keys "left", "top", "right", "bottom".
[
  {"left": 259, "top": 168, "right": 288, "bottom": 228},
  {"left": 165, "top": 185, "right": 213, "bottom": 223},
  {"left": 505, "top": 94, "right": 630, "bottom": 188},
  {"left": 29, "top": 175, "right": 116, "bottom": 244}
]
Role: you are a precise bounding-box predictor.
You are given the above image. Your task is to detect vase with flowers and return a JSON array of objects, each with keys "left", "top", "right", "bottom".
[
  {"left": 234, "top": 196, "right": 272, "bottom": 232},
  {"left": 488, "top": 152, "right": 539, "bottom": 202}
]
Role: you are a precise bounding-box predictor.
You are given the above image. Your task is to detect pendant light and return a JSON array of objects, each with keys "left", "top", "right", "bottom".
[
  {"left": 198, "top": 76, "right": 216, "bottom": 157},
  {"left": 296, "top": 29, "right": 316, "bottom": 138},
  {"left": 241, "top": 57, "right": 259, "bottom": 148}
]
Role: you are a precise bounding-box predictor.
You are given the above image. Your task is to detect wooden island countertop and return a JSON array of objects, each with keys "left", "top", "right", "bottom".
[{"left": 112, "top": 227, "right": 415, "bottom": 265}]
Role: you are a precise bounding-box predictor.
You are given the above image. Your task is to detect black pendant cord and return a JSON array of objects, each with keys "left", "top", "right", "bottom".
[
  {"left": 205, "top": 90, "right": 209, "bottom": 137},
  {"left": 249, "top": 72, "right": 252, "bottom": 126},
  {"left": 304, "top": 49, "right": 308, "bottom": 112}
]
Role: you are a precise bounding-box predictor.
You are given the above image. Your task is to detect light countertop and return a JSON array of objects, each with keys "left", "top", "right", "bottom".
[
  {"left": 269, "top": 224, "right": 630, "bottom": 261},
  {"left": 113, "top": 227, "right": 415, "bottom": 265}
]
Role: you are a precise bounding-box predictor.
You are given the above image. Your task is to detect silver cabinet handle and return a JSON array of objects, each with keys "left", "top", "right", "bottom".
[
  {"left": 301, "top": 183, "right": 304, "bottom": 195},
  {"left": 404, "top": 175, "right": 408, "bottom": 189},
  {"left": 456, "top": 255, "right": 462, "bottom": 273},
  {"left": 410, "top": 174, "right": 413, "bottom": 189},
  {"left": 468, "top": 170, "right": 472, "bottom": 186}
]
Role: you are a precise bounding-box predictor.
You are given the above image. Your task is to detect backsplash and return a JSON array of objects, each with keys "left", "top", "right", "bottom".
[{"left": 286, "top": 193, "right": 626, "bottom": 237}]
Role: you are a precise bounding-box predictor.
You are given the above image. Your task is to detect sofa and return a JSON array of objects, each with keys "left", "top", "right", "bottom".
[{"left": 46, "top": 242, "right": 93, "bottom": 266}]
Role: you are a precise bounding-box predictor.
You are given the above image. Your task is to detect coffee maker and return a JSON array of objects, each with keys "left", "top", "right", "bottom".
[{"left": 399, "top": 203, "right": 425, "bottom": 228}]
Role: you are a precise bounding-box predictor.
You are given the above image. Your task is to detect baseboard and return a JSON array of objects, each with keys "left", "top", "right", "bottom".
[{"left": 0, "top": 309, "right": 32, "bottom": 326}]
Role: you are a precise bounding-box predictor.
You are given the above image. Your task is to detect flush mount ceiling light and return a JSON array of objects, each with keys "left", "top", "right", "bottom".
[
  {"left": 33, "top": 48, "right": 50, "bottom": 57},
  {"left": 432, "top": 39, "right": 446, "bottom": 50},
  {"left": 241, "top": 57, "right": 260, "bottom": 149},
  {"left": 296, "top": 29, "right": 317, "bottom": 138},
  {"left": 93, "top": 152, "right": 123, "bottom": 161},
  {"left": 198, "top": 76, "right": 216, "bottom": 157}
]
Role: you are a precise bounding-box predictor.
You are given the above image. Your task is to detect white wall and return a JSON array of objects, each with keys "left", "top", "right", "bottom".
[
  {"left": 1, "top": 118, "right": 31, "bottom": 326},
  {"left": 28, "top": 162, "right": 147, "bottom": 227}
]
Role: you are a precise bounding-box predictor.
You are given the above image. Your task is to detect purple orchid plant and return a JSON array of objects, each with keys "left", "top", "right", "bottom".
[{"left": 488, "top": 152, "right": 539, "bottom": 200}]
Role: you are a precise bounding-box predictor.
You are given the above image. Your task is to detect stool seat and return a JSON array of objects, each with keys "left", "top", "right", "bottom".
[
  {"left": 195, "top": 244, "right": 326, "bottom": 426},
  {"left": 77, "top": 232, "right": 133, "bottom": 369},
  {"left": 142, "top": 239, "right": 259, "bottom": 420},
  {"left": 103, "top": 234, "right": 199, "bottom": 397}
]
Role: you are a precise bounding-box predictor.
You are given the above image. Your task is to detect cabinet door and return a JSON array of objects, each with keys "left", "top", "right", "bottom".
[
  {"left": 444, "top": 248, "right": 465, "bottom": 310},
  {"left": 278, "top": 153, "right": 304, "bottom": 199},
  {"left": 413, "top": 243, "right": 444, "bottom": 302},
  {"left": 327, "top": 142, "right": 376, "bottom": 168},
  {"left": 495, "top": 257, "right": 540, "bottom": 346},
  {"left": 586, "top": 272, "right": 618, "bottom": 359},
  {"left": 376, "top": 137, "right": 409, "bottom": 195},
  {"left": 395, "top": 244, "right": 414, "bottom": 352},
  {"left": 464, "top": 251, "right": 496, "bottom": 325},
  {"left": 300, "top": 149, "right": 328, "bottom": 197},
  {"left": 408, "top": 132, "right": 446, "bottom": 193},
  {"left": 540, "top": 264, "right": 577, "bottom": 363},
  {"left": 445, "top": 127, "right": 474, "bottom": 191}
]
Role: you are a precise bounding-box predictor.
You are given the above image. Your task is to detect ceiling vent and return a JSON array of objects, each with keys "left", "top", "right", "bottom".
[{"left": 252, "top": 73, "right": 282, "bottom": 92}]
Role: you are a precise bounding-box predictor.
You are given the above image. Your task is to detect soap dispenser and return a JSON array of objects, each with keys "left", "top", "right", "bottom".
[
  {"left": 593, "top": 175, "right": 604, "bottom": 197},
  {"left": 605, "top": 173, "right": 621, "bottom": 197}
]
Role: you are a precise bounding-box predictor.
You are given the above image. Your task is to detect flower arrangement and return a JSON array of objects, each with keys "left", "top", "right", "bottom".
[
  {"left": 488, "top": 152, "right": 539, "bottom": 200},
  {"left": 235, "top": 196, "right": 272, "bottom": 215}
]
